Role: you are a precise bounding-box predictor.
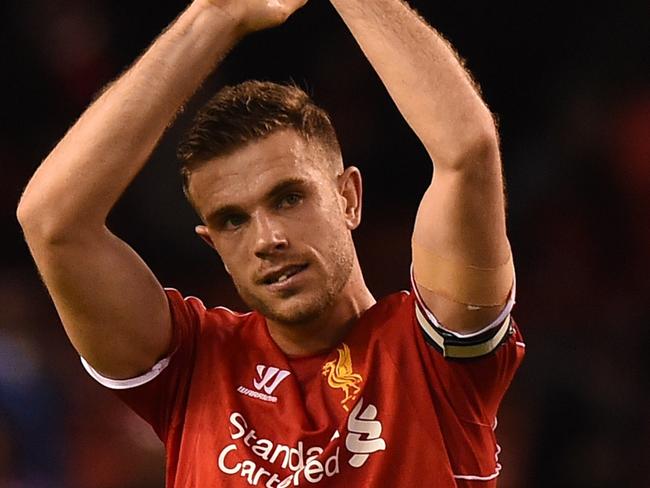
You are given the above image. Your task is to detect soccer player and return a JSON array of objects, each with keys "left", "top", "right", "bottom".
[{"left": 17, "top": 0, "right": 524, "bottom": 486}]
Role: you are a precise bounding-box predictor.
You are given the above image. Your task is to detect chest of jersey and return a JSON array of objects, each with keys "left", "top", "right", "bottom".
[{"left": 175, "top": 294, "right": 462, "bottom": 487}]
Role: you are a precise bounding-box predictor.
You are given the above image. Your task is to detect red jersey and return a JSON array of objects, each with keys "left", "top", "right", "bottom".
[{"left": 82, "top": 283, "right": 524, "bottom": 487}]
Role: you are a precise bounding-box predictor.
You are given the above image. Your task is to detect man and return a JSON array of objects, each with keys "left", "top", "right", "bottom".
[{"left": 17, "top": 0, "right": 524, "bottom": 486}]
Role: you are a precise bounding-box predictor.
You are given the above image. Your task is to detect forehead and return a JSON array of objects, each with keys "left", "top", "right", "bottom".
[{"left": 188, "top": 130, "right": 332, "bottom": 217}]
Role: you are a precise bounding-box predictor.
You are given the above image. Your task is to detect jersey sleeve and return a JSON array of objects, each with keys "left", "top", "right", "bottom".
[
  {"left": 410, "top": 265, "right": 517, "bottom": 360},
  {"left": 408, "top": 272, "right": 525, "bottom": 483},
  {"left": 410, "top": 270, "right": 524, "bottom": 417},
  {"left": 80, "top": 288, "right": 202, "bottom": 441}
]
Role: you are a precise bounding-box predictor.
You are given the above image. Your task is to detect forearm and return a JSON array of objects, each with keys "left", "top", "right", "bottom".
[
  {"left": 18, "top": 1, "right": 240, "bottom": 237},
  {"left": 329, "top": 0, "right": 497, "bottom": 169}
]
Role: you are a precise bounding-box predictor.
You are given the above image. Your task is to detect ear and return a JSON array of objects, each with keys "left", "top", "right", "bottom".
[
  {"left": 196, "top": 225, "right": 232, "bottom": 274},
  {"left": 195, "top": 225, "right": 216, "bottom": 249},
  {"left": 337, "top": 166, "right": 363, "bottom": 230}
]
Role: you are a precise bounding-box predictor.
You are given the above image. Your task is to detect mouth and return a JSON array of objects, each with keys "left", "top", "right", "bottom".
[{"left": 260, "top": 264, "right": 309, "bottom": 287}]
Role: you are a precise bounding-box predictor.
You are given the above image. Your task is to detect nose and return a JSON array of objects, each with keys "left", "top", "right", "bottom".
[{"left": 252, "top": 211, "right": 289, "bottom": 258}]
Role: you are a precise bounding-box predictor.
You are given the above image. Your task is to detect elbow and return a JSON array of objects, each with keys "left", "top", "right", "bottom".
[
  {"left": 464, "top": 128, "right": 501, "bottom": 169},
  {"left": 17, "top": 196, "right": 83, "bottom": 246},
  {"left": 17, "top": 193, "right": 48, "bottom": 237},
  {"left": 432, "top": 124, "right": 501, "bottom": 175},
  {"left": 18, "top": 193, "right": 104, "bottom": 248},
  {"left": 16, "top": 195, "right": 41, "bottom": 236},
  {"left": 16, "top": 207, "right": 62, "bottom": 246}
]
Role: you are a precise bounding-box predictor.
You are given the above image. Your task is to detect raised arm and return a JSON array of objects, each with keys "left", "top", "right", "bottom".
[
  {"left": 16, "top": 0, "right": 307, "bottom": 379},
  {"left": 330, "top": 0, "right": 512, "bottom": 333}
]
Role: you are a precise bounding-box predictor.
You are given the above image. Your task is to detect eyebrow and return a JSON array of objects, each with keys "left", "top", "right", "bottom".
[{"left": 204, "top": 177, "right": 310, "bottom": 223}]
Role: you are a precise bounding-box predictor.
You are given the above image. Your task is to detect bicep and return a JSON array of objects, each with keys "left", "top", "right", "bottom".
[
  {"left": 412, "top": 152, "right": 512, "bottom": 333},
  {"left": 27, "top": 227, "right": 172, "bottom": 379}
]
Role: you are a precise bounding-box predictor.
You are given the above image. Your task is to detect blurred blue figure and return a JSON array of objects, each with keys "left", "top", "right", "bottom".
[{"left": 0, "top": 331, "right": 65, "bottom": 487}]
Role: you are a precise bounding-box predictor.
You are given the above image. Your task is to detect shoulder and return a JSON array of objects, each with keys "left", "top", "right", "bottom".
[
  {"left": 164, "top": 287, "right": 258, "bottom": 337},
  {"left": 357, "top": 290, "right": 414, "bottom": 340},
  {"left": 372, "top": 289, "right": 412, "bottom": 315}
]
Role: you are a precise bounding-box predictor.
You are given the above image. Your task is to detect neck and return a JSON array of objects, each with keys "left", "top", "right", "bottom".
[{"left": 266, "top": 261, "right": 375, "bottom": 357}]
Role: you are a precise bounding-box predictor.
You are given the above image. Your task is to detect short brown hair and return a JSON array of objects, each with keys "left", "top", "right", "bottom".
[{"left": 178, "top": 80, "right": 342, "bottom": 199}]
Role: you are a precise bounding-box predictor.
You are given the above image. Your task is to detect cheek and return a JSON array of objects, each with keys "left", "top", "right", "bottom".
[
  {"left": 213, "top": 241, "right": 244, "bottom": 276},
  {"left": 309, "top": 193, "right": 346, "bottom": 228},
  {"left": 307, "top": 216, "right": 351, "bottom": 260},
  {"left": 320, "top": 206, "right": 349, "bottom": 237}
]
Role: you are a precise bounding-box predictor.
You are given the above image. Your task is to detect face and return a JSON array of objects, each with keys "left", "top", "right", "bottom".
[{"left": 187, "top": 130, "right": 362, "bottom": 325}]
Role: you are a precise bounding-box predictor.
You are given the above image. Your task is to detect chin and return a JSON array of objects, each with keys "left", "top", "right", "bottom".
[
  {"left": 245, "top": 289, "right": 335, "bottom": 325},
  {"left": 236, "top": 249, "right": 354, "bottom": 325},
  {"left": 267, "top": 295, "right": 333, "bottom": 325}
]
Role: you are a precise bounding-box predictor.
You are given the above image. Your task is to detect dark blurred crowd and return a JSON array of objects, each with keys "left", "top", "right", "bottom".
[{"left": 1, "top": 1, "right": 648, "bottom": 487}]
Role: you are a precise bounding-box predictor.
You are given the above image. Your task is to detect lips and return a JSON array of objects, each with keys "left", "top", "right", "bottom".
[{"left": 259, "top": 264, "right": 308, "bottom": 285}]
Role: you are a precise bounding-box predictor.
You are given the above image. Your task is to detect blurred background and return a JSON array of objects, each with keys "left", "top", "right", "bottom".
[{"left": 1, "top": 1, "right": 648, "bottom": 487}]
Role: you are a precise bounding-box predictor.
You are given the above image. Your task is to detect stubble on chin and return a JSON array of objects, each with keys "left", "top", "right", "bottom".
[
  {"left": 237, "top": 277, "right": 339, "bottom": 326},
  {"left": 261, "top": 292, "right": 333, "bottom": 325},
  {"left": 236, "top": 240, "right": 354, "bottom": 326}
]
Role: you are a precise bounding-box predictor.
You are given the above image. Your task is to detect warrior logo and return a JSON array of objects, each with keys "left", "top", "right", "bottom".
[
  {"left": 322, "top": 344, "right": 363, "bottom": 411},
  {"left": 253, "top": 365, "right": 291, "bottom": 395},
  {"left": 237, "top": 364, "right": 291, "bottom": 403}
]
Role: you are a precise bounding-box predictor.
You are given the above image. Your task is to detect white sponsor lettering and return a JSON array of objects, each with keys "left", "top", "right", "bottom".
[
  {"left": 218, "top": 412, "right": 340, "bottom": 486},
  {"left": 217, "top": 442, "right": 340, "bottom": 486},
  {"left": 218, "top": 444, "right": 241, "bottom": 474},
  {"left": 218, "top": 399, "right": 384, "bottom": 484}
]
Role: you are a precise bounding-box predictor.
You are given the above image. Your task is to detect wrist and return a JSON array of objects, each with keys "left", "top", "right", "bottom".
[{"left": 190, "top": 0, "right": 248, "bottom": 38}]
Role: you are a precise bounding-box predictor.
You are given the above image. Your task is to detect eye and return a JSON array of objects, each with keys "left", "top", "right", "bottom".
[
  {"left": 277, "top": 193, "right": 303, "bottom": 209},
  {"left": 221, "top": 213, "right": 248, "bottom": 231}
]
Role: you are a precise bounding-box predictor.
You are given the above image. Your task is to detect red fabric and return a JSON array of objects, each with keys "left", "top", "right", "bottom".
[{"left": 115, "top": 289, "right": 524, "bottom": 487}]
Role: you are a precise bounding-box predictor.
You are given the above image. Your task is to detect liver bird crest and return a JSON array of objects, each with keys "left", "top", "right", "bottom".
[{"left": 322, "top": 343, "right": 364, "bottom": 411}]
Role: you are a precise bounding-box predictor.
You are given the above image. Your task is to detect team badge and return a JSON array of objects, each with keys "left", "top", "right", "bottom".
[{"left": 322, "top": 343, "right": 364, "bottom": 411}]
